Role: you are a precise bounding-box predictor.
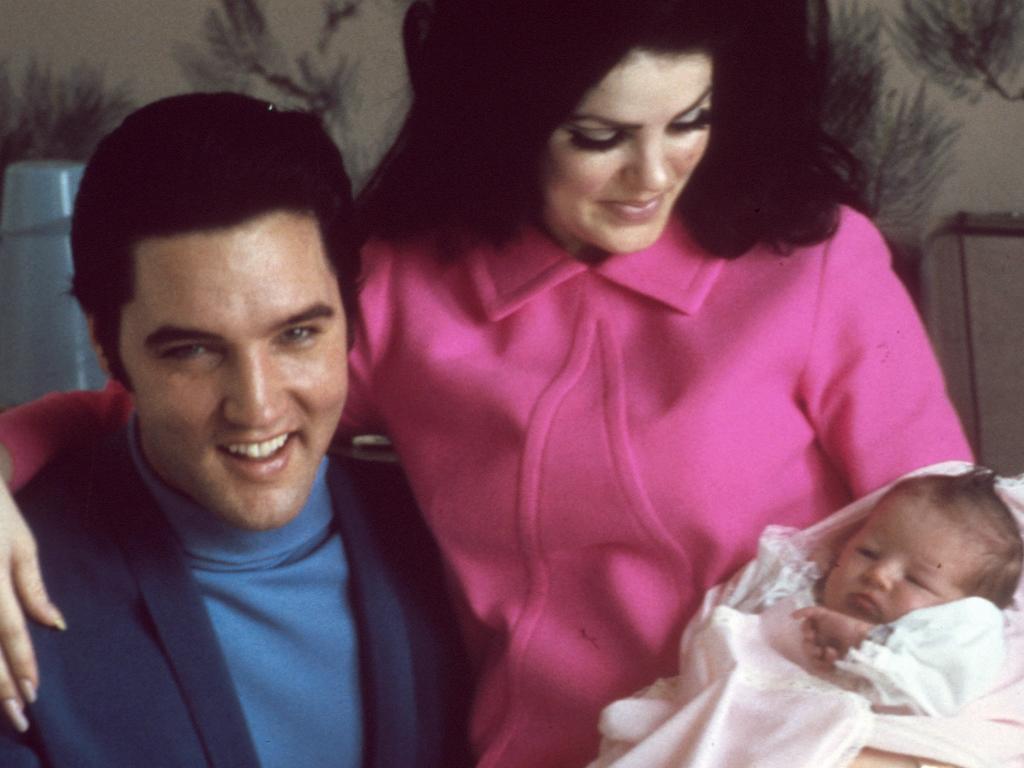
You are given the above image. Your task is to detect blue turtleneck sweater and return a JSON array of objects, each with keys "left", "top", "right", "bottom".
[{"left": 128, "top": 425, "right": 363, "bottom": 768}]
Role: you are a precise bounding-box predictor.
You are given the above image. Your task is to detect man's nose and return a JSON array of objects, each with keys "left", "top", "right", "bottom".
[{"left": 221, "top": 351, "right": 285, "bottom": 428}]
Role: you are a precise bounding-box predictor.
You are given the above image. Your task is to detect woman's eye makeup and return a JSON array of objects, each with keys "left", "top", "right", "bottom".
[
  {"left": 567, "top": 128, "right": 624, "bottom": 151},
  {"left": 668, "top": 107, "right": 712, "bottom": 133},
  {"left": 565, "top": 105, "right": 712, "bottom": 153}
]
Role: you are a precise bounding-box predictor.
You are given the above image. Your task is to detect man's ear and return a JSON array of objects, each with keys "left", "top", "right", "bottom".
[{"left": 85, "top": 315, "right": 112, "bottom": 378}]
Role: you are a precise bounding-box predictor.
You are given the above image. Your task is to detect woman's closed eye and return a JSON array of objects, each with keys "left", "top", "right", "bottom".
[
  {"left": 567, "top": 127, "right": 624, "bottom": 151},
  {"left": 668, "top": 107, "right": 712, "bottom": 134},
  {"left": 566, "top": 107, "right": 712, "bottom": 153},
  {"left": 855, "top": 546, "right": 879, "bottom": 560}
]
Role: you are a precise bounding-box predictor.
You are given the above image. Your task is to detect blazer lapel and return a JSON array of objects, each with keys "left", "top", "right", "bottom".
[
  {"left": 327, "top": 462, "right": 419, "bottom": 768},
  {"left": 99, "top": 433, "right": 260, "bottom": 768}
]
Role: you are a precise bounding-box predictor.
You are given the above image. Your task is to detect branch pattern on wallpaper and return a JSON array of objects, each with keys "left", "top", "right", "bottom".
[
  {"left": 822, "top": 1, "right": 962, "bottom": 248},
  {"left": 894, "top": 0, "right": 1024, "bottom": 103},
  {"left": 173, "top": 0, "right": 396, "bottom": 187},
  {"left": 4, "top": 0, "right": 1022, "bottom": 246},
  {"left": 0, "top": 59, "right": 133, "bottom": 211}
]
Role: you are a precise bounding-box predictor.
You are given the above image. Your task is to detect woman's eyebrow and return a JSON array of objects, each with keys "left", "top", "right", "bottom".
[{"left": 568, "top": 86, "right": 713, "bottom": 130}]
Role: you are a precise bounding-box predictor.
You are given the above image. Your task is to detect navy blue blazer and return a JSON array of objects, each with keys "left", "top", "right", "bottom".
[{"left": 1, "top": 430, "right": 471, "bottom": 767}]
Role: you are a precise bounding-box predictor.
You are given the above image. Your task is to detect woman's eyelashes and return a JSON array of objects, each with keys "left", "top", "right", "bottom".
[
  {"left": 669, "top": 107, "right": 712, "bottom": 134},
  {"left": 567, "top": 129, "right": 624, "bottom": 151},
  {"left": 566, "top": 107, "right": 712, "bottom": 152}
]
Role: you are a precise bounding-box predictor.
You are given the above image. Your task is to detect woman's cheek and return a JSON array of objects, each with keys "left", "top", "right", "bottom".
[{"left": 671, "top": 133, "right": 710, "bottom": 179}]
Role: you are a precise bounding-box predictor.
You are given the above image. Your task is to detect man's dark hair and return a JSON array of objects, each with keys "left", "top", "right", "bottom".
[
  {"left": 359, "top": 0, "right": 860, "bottom": 257},
  {"left": 888, "top": 468, "right": 1022, "bottom": 608},
  {"left": 71, "top": 92, "right": 356, "bottom": 385}
]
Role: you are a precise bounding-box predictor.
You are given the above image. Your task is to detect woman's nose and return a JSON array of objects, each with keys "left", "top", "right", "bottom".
[{"left": 627, "top": 142, "right": 672, "bottom": 191}]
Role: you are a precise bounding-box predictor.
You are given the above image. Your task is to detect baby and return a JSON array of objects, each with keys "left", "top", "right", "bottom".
[
  {"left": 589, "top": 468, "right": 1023, "bottom": 768},
  {"left": 796, "top": 468, "right": 1021, "bottom": 710}
]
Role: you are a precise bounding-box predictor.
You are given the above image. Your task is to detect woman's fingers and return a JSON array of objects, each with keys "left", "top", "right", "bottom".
[
  {"left": 0, "top": 477, "right": 62, "bottom": 631},
  {"left": 13, "top": 547, "right": 64, "bottom": 632},
  {"left": 0, "top": 477, "right": 63, "bottom": 732},
  {"left": 0, "top": 569, "right": 35, "bottom": 732}
]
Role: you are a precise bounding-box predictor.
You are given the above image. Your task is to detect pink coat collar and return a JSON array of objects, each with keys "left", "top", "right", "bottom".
[{"left": 469, "top": 219, "right": 724, "bottom": 321}]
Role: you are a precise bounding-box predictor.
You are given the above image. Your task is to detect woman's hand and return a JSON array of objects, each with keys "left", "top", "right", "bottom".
[{"left": 0, "top": 447, "right": 65, "bottom": 732}]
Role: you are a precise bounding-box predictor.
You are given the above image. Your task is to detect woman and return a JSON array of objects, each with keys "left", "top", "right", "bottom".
[{"left": 0, "top": 1, "right": 976, "bottom": 765}]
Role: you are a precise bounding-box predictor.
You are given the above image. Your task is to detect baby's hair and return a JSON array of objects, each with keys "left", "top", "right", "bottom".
[{"left": 883, "top": 468, "right": 1022, "bottom": 608}]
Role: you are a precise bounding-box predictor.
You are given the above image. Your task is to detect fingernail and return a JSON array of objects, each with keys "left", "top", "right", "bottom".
[
  {"left": 3, "top": 698, "right": 28, "bottom": 733},
  {"left": 19, "top": 679, "right": 36, "bottom": 705},
  {"left": 51, "top": 609, "right": 67, "bottom": 632}
]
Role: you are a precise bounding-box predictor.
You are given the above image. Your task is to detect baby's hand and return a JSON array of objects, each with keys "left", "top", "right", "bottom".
[{"left": 793, "top": 606, "right": 875, "bottom": 670}]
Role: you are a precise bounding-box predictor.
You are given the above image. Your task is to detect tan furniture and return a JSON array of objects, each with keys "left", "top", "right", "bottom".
[{"left": 920, "top": 213, "right": 1024, "bottom": 475}]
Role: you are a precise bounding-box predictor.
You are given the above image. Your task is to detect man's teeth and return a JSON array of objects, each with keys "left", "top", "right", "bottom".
[{"left": 225, "top": 434, "right": 289, "bottom": 459}]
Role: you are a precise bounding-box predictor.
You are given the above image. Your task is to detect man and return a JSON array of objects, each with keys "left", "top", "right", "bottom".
[{"left": 0, "top": 93, "right": 469, "bottom": 767}]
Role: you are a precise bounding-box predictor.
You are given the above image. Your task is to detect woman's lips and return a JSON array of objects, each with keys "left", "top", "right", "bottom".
[{"left": 603, "top": 196, "right": 662, "bottom": 223}]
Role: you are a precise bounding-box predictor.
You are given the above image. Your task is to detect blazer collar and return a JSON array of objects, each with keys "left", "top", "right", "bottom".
[
  {"left": 470, "top": 218, "right": 724, "bottom": 321},
  {"left": 100, "top": 432, "right": 419, "bottom": 768},
  {"left": 98, "top": 430, "right": 265, "bottom": 768}
]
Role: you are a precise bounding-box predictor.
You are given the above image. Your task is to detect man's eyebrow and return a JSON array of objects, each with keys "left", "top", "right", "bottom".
[
  {"left": 144, "top": 326, "right": 222, "bottom": 350},
  {"left": 275, "top": 303, "right": 337, "bottom": 330},
  {"left": 144, "top": 303, "right": 337, "bottom": 350},
  {"left": 569, "top": 85, "right": 712, "bottom": 130}
]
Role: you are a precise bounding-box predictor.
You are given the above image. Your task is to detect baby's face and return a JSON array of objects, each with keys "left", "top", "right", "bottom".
[{"left": 822, "top": 490, "right": 982, "bottom": 624}]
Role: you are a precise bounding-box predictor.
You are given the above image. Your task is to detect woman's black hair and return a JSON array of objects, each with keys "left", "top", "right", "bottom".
[{"left": 359, "top": 0, "right": 862, "bottom": 257}]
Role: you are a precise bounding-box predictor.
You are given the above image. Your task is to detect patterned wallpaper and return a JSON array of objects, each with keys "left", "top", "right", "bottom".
[{"left": 1, "top": 0, "right": 1022, "bottom": 243}]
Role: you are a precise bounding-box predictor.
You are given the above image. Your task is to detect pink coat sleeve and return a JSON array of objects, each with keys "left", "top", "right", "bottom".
[
  {"left": 800, "top": 210, "right": 972, "bottom": 495},
  {"left": 0, "top": 381, "right": 133, "bottom": 490}
]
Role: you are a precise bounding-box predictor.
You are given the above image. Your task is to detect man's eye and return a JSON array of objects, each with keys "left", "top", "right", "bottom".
[
  {"left": 162, "top": 344, "right": 208, "bottom": 360},
  {"left": 280, "top": 326, "right": 318, "bottom": 344},
  {"left": 567, "top": 128, "right": 623, "bottom": 151}
]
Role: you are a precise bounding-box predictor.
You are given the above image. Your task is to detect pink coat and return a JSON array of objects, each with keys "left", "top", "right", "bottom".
[
  {"left": 0, "top": 207, "right": 972, "bottom": 767},
  {"left": 342, "top": 207, "right": 971, "bottom": 767}
]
